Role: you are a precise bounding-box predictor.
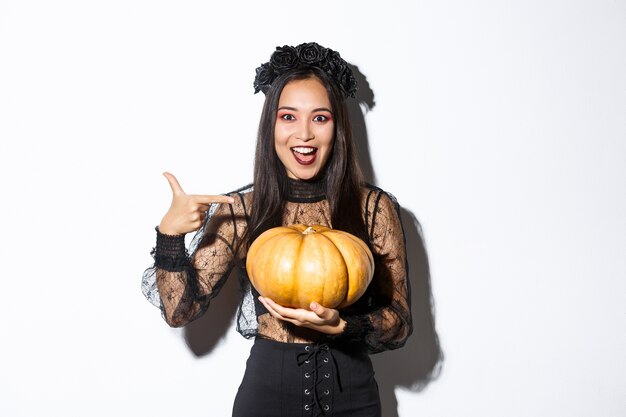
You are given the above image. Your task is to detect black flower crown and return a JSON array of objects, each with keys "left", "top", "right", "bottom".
[{"left": 253, "top": 42, "right": 357, "bottom": 98}]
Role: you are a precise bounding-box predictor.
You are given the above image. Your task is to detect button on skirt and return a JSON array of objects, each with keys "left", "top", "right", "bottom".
[{"left": 232, "top": 337, "right": 381, "bottom": 417}]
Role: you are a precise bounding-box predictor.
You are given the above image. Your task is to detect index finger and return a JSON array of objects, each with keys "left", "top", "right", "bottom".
[{"left": 193, "top": 194, "right": 236, "bottom": 205}]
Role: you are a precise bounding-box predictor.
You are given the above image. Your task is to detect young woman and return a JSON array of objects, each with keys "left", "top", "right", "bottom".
[{"left": 142, "top": 42, "right": 412, "bottom": 417}]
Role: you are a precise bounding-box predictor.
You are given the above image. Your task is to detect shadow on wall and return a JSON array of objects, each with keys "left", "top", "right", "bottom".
[
  {"left": 183, "top": 267, "right": 239, "bottom": 356},
  {"left": 349, "top": 65, "right": 444, "bottom": 417},
  {"left": 372, "top": 208, "right": 443, "bottom": 416},
  {"left": 183, "top": 64, "right": 444, "bottom": 417}
]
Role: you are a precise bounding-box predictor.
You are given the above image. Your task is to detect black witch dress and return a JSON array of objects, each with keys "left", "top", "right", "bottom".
[{"left": 142, "top": 178, "right": 412, "bottom": 417}]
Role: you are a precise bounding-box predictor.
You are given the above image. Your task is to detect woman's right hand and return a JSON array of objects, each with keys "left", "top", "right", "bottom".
[{"left": 158, "top": 172, "right": 235, "bottom": 235}]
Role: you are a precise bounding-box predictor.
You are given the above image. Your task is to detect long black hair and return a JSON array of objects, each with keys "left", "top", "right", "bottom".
[{"left": 243, "top": 66, "right": 368, "bottom": 251}]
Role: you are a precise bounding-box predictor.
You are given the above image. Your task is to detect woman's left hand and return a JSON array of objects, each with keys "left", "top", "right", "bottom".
[{"left": 259, "top": 297, "right": 346, "bottom": 335}]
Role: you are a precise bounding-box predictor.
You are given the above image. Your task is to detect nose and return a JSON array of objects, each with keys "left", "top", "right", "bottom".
[{"left": 296, "top": 120, "right": 314, "bottom": 142}]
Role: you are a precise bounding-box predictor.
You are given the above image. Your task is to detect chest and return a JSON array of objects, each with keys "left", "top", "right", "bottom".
[{"left": 281, "top": 200, "right": 332, "bottom": 228}]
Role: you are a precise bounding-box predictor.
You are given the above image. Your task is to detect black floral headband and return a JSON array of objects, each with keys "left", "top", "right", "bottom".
[{"left": 253, "top": 42, "right": 357, "bottom": 98}]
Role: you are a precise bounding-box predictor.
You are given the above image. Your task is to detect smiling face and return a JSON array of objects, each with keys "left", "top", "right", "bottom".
[{"left": 274, "top": 77, "right": 335, "bottom": 180}]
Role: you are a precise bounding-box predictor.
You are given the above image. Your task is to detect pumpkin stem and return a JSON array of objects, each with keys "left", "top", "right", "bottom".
[{"left": 302, "top": 226, "right": 316, "bottom": 235}]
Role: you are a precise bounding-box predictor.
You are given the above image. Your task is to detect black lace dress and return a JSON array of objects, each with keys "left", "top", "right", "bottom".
[{"left": 142, "top": 178, "right": 412, "bottom": 416}]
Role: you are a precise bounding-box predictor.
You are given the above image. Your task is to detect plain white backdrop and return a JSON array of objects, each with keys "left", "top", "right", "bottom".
[{"left": 1, "top": 1, "right": 624, "bottom": 416}]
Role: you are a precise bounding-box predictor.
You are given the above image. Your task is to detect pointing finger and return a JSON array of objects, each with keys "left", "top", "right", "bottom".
[
  {"left": 194, "top": 194, "right": 236, "bottom": 205},
  {"left": 163, "top": 172, "right": 185, "bottom": 196}
]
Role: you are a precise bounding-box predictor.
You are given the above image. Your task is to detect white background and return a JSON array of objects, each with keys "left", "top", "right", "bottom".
[{"left": 1, "top": 1, "right": 624, "bottom": 416}]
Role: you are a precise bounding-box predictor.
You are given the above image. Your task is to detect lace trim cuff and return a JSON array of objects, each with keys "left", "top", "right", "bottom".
[
  {"left": 153, "top": 226, "right": 188, "bottom": 272},
  {"left": 324, "top": 312, "right": 374, "bottom": 344}
]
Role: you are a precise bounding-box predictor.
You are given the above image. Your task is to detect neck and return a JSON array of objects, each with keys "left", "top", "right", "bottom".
[{"left": 285, "top": 176, "right": 326, "bottom": 203}]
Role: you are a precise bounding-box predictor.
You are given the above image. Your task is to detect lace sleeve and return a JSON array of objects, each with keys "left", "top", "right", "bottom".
[
  {"left": 141, "top": 191, "right": 249, "bottom": 327},
  {"left": 326, "top": 189, "right": 413, "bottom": 353}
]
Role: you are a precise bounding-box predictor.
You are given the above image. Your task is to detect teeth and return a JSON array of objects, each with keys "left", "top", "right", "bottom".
[{"left": 292, "top": 147, "right": 316, "bottom": 155}]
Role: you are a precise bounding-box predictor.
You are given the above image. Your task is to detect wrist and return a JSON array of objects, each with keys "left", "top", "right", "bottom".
[
  {"left": 154, "top": 226, "right": 187, "bottom": 268},
  {"left": 157, "top": 223, "right": 185, "bottom": 237},
  {"left": 322, "top": 312, "right": 373, "bottom": 343},
  {"left": 332, "top": 318, "right": 347, "bottom": 335}
]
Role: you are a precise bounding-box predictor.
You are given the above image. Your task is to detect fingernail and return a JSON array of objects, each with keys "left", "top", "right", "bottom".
[
  {"left": 310, "top": 302, "right": 319, "bottom": 310},
  {"left": 228, "top": 197, "right": 235, "bottom": 203}
]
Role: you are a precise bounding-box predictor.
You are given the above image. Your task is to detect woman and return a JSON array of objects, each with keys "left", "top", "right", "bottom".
[{"left": 142, "top": 42, "right": 412, "bottom": 417}]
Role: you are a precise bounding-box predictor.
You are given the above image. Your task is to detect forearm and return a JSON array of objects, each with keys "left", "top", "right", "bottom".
[
  {"left": 153, "top": 228, "right": 199, "bottom": 327},
  {"left": 325, "top": 302, "right": 411, "bottom": 353}
]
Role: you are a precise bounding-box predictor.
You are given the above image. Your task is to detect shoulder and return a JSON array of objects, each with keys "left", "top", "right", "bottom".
[
  {"left": 221, "top": 183, "right": 254, "bottom": 215},
  {"left": 359, "top": 183, "right": 401, "bottom": 212},
  {"left": 226, "top": 183, "right": 254, "bottom": 199},
  {"left": 358, "top": 184, "right": 403, "bottom": 239}
]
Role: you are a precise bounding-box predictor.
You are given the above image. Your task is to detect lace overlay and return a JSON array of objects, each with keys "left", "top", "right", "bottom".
[{"left": 142, "top": 180, "right": 412, "bottom": 353}]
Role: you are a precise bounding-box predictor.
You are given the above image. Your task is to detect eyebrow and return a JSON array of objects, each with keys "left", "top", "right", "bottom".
[{"left": 277, "top": 106, "right": 333, "bottom": 113}]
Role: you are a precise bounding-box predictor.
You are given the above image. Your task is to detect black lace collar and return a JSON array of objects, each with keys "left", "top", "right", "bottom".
[{"left": 285, "top": 177, "right": 326, "bottom": 203}]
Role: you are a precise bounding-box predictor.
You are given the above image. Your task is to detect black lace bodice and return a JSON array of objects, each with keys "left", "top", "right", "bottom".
[{"left": 142, "top": 179, "right": 412, "bottom": 353}]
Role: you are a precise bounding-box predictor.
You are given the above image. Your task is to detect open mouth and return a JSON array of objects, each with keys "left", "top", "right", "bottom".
[{"left": 291, "top": 146, "right": 318, "bottom": 165}]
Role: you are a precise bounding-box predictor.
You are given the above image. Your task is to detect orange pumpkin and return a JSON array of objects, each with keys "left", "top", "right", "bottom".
[{"left": 246, "top": 224, "right": 374, "bottom": 309}]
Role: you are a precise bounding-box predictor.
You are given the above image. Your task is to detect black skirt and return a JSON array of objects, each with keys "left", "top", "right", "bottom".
[{"left": 232, "top": 337, "right": 381, "bottom": 417}]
